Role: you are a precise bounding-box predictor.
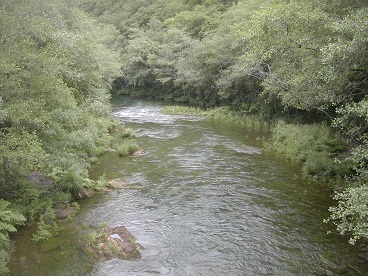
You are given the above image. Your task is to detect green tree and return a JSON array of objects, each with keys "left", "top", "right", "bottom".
[
  {"left": 326, "top": 185, "right": 368, "bottom": 245},
  {"left": 148, "top": 28, "right": 194, "bottom": 100},
  {"left": 0, "top": 0, "right": 120, "bottom": 198}
]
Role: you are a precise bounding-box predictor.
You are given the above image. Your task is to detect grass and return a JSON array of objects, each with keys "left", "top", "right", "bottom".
[
  {"left": 266, "top": 120, "right": 352, "bottom": 178},
  {"left": 121, "top": 128, "right": 136, "bottom": 138},
  {"left": 161, "top": 105, "right": 269, "bottom": 130},
  {"left": 56, "top": 170, "right": 84, "bottom": 197},
  {"left": 161, "top": 105, "right": 206, "bottom": 116},
  {"left": 204, "top": 107, "right": 269, "bottom": 129}
]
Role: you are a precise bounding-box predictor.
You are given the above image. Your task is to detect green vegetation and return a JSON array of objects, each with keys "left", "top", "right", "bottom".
[
  {"left": 55, "top": 170, "right": 85, "bottom": 198},
  {"left": 1, "top": 0, "right": 368, "bottom": 271},
  {"left": 0, "top": 0, "right": 121, "bottom": 271},
  {"left": 121, "top": 128, "right": 136, "bottom": 138},
  {"left": 266, "top": 121, "right": 352, "bottom": 177},
  {"left": 205, "top": 107, "right": 269, "bottom": 130},
  {"left": 84, "top": 225, "right": 142, "bottom": 260},
  {"left": 325, "top": 185, "right": 368, "bottom": 245},
  {"left": 104, "top": 126, "right": 140, "bottom": 156},
  {"left": 0, "top": 200, "right": 25, "bottom": 275},
  {"left": 161, "top": 105, "right": 206, "bottom": 116},
  {"left": 162, "top": 105, "right": 268, "bottom": 129},
  {"left": 117, "top": 142, "right": 140, "bottom": 157}
]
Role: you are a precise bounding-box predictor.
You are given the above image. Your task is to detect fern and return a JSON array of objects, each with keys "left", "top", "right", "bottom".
[
  {"left": 56, "top": 170, "right": 84, "bottom": 198},
  {"left": 0, "top": 199, "right": 26, "bottom": 274}
]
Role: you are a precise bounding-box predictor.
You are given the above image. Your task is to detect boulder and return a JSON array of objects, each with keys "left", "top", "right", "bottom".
[
  {"left": 77, "top": 188, "right": 95, "bottom": 199},
  {"left": 108, "top": 178, "right": 128, "bottom": 189},
  {"left": 54, "top": 206, "right": 78, "bottom": 220},
  {"left": 85, "top": 226, "right": 143, "bottom": 260},
  {"left": 130, "top": 150, "right": 145, "bottom": 157},
  {"left": 25, "top": 172, "right": 53, "bottom": 191}
]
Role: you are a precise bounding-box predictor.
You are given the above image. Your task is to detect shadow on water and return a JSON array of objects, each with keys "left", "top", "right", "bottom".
[{"left": 9, "top": 95, "right": 368, "bottom": 275}]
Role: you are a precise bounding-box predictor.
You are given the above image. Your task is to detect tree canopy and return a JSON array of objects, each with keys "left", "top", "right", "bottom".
[{"left": 0, "top": 0, "right": 120, "bottom": 272}]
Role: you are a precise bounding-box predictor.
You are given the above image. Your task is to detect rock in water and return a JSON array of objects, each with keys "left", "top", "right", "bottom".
[{"left": 85, "top": 226, "right": 143, "bottom": 260}]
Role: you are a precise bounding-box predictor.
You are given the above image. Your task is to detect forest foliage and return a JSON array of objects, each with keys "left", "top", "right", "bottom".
[
  {"left": 0, "top": 0, "right": 121, "bottom": 273},
  {"left": 0, "top": 0, "right": 368, "bottom": 272}
]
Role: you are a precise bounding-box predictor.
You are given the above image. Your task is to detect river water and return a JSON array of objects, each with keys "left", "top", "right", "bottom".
[{"left": 9, "top": 95, "right": 368, "bottom": 275}]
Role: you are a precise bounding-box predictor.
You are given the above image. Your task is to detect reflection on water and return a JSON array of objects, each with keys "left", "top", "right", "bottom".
[{"left": 9, "top": 95, "right": 368, "bottom": 275}]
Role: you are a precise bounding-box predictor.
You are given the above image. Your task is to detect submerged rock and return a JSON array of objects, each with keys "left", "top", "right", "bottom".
[
  {"left": 104, "top": 148, "right": 117, "bottom": 153},
  {"left": 78, "top": 188, "right": 95, "bottom": 199},
  {"left": 130, "top": 149, "right": 145, "bottom": 157},
  {"left": 54, "top": 206, "right": 78, "bottom": 220},
  {"left": 84, "top": 226, "right": 143, "bottom": 260},
  {"left": 108, "top": 178, "right": 128, "bottom": 189}
]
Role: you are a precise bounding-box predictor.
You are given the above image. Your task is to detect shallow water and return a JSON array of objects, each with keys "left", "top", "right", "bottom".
[{"left": 9, "top": 95, "right": 368, "bottom": 275}]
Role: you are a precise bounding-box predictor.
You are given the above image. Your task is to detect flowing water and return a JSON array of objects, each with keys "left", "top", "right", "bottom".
[{"left": 9, "top": 95, "right": 368, "bottom": 275}]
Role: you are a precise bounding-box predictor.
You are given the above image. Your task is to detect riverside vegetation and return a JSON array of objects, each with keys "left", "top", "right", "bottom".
[
  {"left": 0, "top": 0, "right": 142, "bottom": 272},
  {"left": 0, "top": 0, "right": 367, "bottom": 274},
  {"left": 162, "top": 105, "right": 351, "bottom": 179}
]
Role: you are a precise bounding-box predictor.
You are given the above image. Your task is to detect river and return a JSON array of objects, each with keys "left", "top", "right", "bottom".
[{"left": 9, "top": 95, "right": 368, "bottom": 275}]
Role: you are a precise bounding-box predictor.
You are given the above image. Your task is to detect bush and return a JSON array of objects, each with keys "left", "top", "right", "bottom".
[
  {"left": 302, "top": 152, "right": 352, "bottom": 177},
  {"left": 92, "top": 174, "right": 109, "bottom": 190},
  {"left": 55, "top": 170, "right": 84, "bottom": 198},
  {"left": 325, "top": 184, "right": 368, "bottom": 245},
  {"left": 117, "top": 142, "right": 139, "bottom": 157},
  {"left": 267, "top": 121, "right": 350, "bottom": 178},
  {"left": 121, "top": 128, "right": 136, "bottom": 138}
]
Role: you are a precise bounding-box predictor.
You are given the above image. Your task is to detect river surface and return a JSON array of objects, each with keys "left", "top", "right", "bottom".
[{"left": 9, "top": 95, "right": 368, "bottom": 275}]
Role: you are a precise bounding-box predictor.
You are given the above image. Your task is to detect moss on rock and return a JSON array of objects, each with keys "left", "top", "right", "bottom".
[{"left": 85, "top": 226, "right": 143, "bottom": 260}]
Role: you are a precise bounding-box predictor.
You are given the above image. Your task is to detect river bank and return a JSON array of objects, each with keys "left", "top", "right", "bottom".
[
  {"left": 162, "top": 104, "right": 352, "bottom": 181},
  {"left": 8, "top": 95, "right": 368, "bottom": 275}
]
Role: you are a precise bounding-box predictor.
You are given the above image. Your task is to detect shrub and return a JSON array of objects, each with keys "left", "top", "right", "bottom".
[
  {"left": 267, "top": 121, "right": 350, "bottom": 178},
  {"left": 93, "top": 174, "right": 109, "bottom": 190},
  {"left": 302, "top": 152, "right": 352, "bottom": 177},
  {"left": 32, "top": 218, "right": 54, "bottom": 242},
  {"left": 121, "top": 128, "right": 136, "bottom": 138},
  {"left": 117, "top": 142, "right": 139, "bottom": 157},
  {"left": 325, "top": 184, "right": 368, "bottom": 245},
  {"left": 55, "top": 170, "right": 84, "bottom": 198}
]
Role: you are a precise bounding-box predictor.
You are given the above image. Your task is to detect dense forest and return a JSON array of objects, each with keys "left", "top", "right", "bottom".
[
  {"left": 0, "top": 0, "right": 367, "bottom": 273},
  {"left": 0, "top": 0, "right": 121, "bottom": 273}
]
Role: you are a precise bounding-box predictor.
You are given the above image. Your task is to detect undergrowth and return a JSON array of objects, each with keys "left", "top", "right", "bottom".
[
  {"left": 161, "top": 105, "right": 269, "bottom": 129},
  {"left": 205, "top": 107, "right": 269, "bottom": 129},
  {"left": 164, "top": 105, "right": 352, "bottom": 179},
  {"left": 266, "top": 121, "right": 352, "bottom": 178}
]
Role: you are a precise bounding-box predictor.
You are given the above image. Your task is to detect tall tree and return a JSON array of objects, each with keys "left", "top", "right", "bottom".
[{"left": 0, "top": 0, "right": 121, "bottom": 199}]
